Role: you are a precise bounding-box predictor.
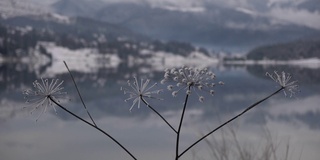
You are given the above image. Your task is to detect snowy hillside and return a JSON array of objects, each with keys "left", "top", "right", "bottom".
[
  {"left": 47, "top": 0, "right": 320, "bottom": 53},
  {"left": 0, "top": 0, "right": 51, "bottom": 18}
]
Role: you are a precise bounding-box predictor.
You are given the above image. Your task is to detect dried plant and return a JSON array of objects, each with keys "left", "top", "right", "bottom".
[
  {"left": 23, "top": 62, "right": 298, "bottom": 160},
  {"left": 192, "top": 127, "right": 297, "bottom": 160}
]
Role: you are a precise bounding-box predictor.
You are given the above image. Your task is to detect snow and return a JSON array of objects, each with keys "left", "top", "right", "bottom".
[
  {"left": 136, "top": 49, "right": 219, "bottom": 72},
  {"left": 14, "top": 26, "right": 33, "bottom": 35},
  {"left": 0, "top": 0, "right": 70, "bottom": 24},
  {"left": 15, "top": 40, "right": 320, "bottom": 79},
  {"left": 289, "top": 58, "right": 320, "bottom": 69},
  {"left": 20, "top": 44, "right": 51, "bottom": 75},
  {"left": 225, "top": 58, "right": 320, "bottom": 69},
  {"left": 0, "top": 0, "right": 49, "bottom": 18},
  {"left": 16, "top": 41, "right": 218, "bottom": 78},
  {"left": 45, "top": 13, "right": 71, "bottom": 24},
  {"left": 34, "top": 42, "right": 121, "bottom": 77}
]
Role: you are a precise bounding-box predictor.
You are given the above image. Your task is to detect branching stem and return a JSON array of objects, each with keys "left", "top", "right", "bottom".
[
  {"left": 175, "top": 87, "right": 191, "bottom": 160},
  {"left": 63, "top": 61, "right": 97, "bottom": 126},
  {"left": 178, "top": 87, "right": 284, "bottom": 158},
  {"left": 49, "top": 96, "right": 137, "bottom": 160},
  {"left": 141, "top": 97, "right": 177, "bottom": 133}
]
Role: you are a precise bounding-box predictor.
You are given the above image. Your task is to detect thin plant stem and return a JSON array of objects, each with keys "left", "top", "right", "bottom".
[
  {"left": 63, "top": 61, "right": 97, "bottom": 126},
  {"left": 178, "top": 87, "right": 284, "bottom": 158},
  {"left": 141, "top": 97, "right": 177, "bottom": 133},
  {"left": 285, "top": 141, "right": 290, "bottom": 160},
  {"left": 49, "top": 96, "right": 137, "bottom": 160},
  {"left": 175, "top": 89, "right": 190, "bottom": 160}
]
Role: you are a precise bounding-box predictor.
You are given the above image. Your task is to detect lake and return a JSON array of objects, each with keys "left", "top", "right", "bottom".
[{"left": 0, "top": 60, "right": 319, "bottom": 160}]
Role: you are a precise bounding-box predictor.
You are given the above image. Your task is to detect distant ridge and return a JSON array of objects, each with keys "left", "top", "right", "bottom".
[{"left": 247, "top": 38, "right": 320, "bottom": 60}]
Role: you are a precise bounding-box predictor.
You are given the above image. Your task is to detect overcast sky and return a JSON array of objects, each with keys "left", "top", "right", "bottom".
[{"left": 26, "top": 0, "right": 320, "bottom": 30}]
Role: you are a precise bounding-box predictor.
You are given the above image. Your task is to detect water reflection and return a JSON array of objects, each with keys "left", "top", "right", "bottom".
[{"left": 0, "top": 61, "right": 320, "bottom": 160}]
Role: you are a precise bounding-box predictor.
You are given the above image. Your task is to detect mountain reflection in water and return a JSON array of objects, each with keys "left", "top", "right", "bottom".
[{"left": 0, "top": 61, "right": 319, "bottom": 160}]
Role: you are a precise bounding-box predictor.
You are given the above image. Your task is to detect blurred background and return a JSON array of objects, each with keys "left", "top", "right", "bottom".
[{"left": 0, "top": 0, "right": 320, "bottom": 160}]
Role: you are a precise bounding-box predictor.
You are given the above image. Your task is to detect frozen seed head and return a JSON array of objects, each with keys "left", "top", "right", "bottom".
[
  {"left": 172, "top": 91, "right": 178, "bottom": 97},
  {"left": 199, "top": 96, "right": 204, "bottom": 102},
  {"left": 161, "top": 66, "right": 223, "bottom": 102},
  {"left": 218, "top": 81, "right": 225, "bottom": 85},
  {"left": 23, "top": 78, "right": 67, "bottom": 121},
  {"left": 266, "top": 71, "right": 299, "bottom": 97},
  {"left": 121, "top": 77, "right": 163, "bottom": 111}
]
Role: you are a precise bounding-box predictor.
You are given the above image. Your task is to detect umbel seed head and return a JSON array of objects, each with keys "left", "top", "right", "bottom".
[
  {"left": 23, "top": 78, "right": 67, "bottom": 121},
  {"left": 121, "top": 77, "right": 163, "bottom": 111},
  {"left": 266, "top": 71, "right": 299, "bottom": 97},
  {"left": 161, "top": 66, "right": 223, "bottom": 102}
]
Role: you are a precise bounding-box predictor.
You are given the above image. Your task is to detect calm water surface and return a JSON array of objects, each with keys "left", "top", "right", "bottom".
[{"left": 0, "top": 61, "right": 319, "bottom": 160}]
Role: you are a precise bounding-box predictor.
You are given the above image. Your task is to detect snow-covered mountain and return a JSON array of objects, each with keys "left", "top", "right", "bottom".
[
  {"left": 2, "top": 0, "right": 320, "bottom": 53},
  {"left": 47, "top": 0, "right": 320, "bottom": 52},
  {"left": 3, "top": 0, "right": 319, "bottom": 30},
  {"left": 51, "top": 0, "right": 320, "bottom": 29},
  {"left": 0, "top": 0, "right": 52, "bottom": 18},
  {"left": 0, "top": 0, "right": 72, "bottom": 25}
]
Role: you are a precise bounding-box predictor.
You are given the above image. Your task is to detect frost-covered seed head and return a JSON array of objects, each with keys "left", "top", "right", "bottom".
[
  {"left": 266, "top": 71, "right": 299, "bottom": 97},
  {"left": 122, "top": 77, "right": 163, "bottom": 111},
  {"left": 199, "top": 96, "right": 204, "bottom": 102},
  {"left": 161, "top": 79, "right": 166, "bottom": 84},
  {"left": 210, "top": 90, "right": 215, "bottom": 95},
  {"left": 172, "top": 91, "right": 178, "bottom": 97},
  {"left": 23, "top": 78, "right": 67, "bottom": 121},
  {"left": 161, "top": 66, "right": 223, "bottom": 102},
  {"left": 164, "top": 73, "right": 170, "bottom": 79}
]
